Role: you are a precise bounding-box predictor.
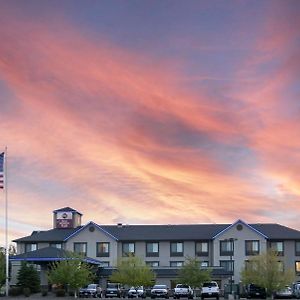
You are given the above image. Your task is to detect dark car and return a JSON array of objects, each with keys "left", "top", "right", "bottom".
[
  {"left": 245, "top": 284, "right": 267, "bottom": 299},
  {"left": 105, "top": 283, "right": 125, "bottom": 298}
]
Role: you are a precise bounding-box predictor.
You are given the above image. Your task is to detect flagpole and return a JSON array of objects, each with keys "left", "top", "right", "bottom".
[{"left": 4, "top": 147, "right": 9, "bottom": 296}]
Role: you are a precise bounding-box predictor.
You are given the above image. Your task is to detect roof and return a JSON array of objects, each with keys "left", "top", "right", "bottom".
[
  {"left": 53, "top": 207, "right": 82, "bottom": 216},
  {"left": 251, "top": 223, "right": 300, "bottom": 240},
  {"left": 9, "top": 246, "right": 101, "bottom": 264},
  {"left": 13, "top": 227, "right": 82, "bottom": 242},
  {"left": 101, "top": 224, "right": 228, "bottom": 241},
  {"left": 13, "top": 222, "right": 300, "bottom": 243}
]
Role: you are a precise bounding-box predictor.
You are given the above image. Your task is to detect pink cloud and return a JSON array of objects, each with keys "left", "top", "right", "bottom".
[{"left": 0, "top": 3, "right": 300, "bottom": 243}]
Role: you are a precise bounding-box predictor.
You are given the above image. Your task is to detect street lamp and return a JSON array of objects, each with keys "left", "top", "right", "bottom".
[{"left": 226, "top": 238, "right": 237, "bottom": 295}]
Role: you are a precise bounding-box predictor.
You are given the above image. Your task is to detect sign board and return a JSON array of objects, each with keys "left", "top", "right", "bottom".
[{"left": 56, "top": 211, "right": 73, "bottom": 228}]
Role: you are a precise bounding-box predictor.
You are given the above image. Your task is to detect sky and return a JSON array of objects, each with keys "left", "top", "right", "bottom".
[{"left": 0, "top": 0, "right": 300, "bottom": 245}]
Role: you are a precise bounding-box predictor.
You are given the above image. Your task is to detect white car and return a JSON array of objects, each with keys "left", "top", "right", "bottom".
[
  {"left": 128, "top": 286, "right": 146, "bottom": 298},
  {"left": 275, "top": 286, "right": 293, "bottom": 299},
  {"left": 173, "top": 284, "right": 193, "bottom": 299},
  {"left": 201, "top": 282, "right": 219, "bottom": 300},
  {"left": 151, "top": 285, "right": 169, "bottom": 299}
]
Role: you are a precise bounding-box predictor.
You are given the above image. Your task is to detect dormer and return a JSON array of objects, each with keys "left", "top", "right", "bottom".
[{"left": 53, "top": 207, "right": 82, "bottom": 229}]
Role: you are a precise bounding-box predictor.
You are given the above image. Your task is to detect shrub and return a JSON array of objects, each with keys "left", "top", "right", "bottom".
[
  {"left": 9, "top": 286, "right": 22, "bottom": 296},
  {"left": 17, "top": 262, "right": 40, "bottom": 293},
  {"left": 56, "top": 288, "right": 66, "bottom": 297},
  {"left": 23, "top": 287, "right": 31, "bottom": 297}
]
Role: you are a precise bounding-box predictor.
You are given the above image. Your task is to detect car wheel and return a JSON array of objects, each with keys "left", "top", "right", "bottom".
[{"left": 216, "top": 295, "right": 219, "bottom": 300}]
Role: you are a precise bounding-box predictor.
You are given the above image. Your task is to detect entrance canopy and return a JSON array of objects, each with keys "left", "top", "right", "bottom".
[{"left": 10, "top": 247, "right": 102, "bottom": 265}]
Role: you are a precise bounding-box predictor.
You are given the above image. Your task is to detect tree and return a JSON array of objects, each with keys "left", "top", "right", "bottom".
[
  {"left": 240, "top": 249, "right": 295, "bottom": 296},
  {"left": 48, "top": 253, "right": 94, "bottom": 298},
  {"left": 0, "top": 249, "right": 5, "bottom": 289},
  {"left": 110, "top": 255, "right": 155, "bottom": 289},
  {"left": 17, "top": 261, "right": 40, "bottom": 293},
  {"left": 0, "top": 244, "right": 17, "bottom": 289},
  {"left": 177, "top": 257, "right": 211, "bottom": 288}
]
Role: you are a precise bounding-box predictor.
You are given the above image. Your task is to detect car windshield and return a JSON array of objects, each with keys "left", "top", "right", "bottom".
[
  {"left": 107, "top": 284, "right": 118, "bottom": 288},
  {"left": 177, "top": 285, "right": 189, "bottom": 288},
  {"left": 153, "top": 285, "right": 167, "bottom": 289},
  {"left": 203, "top": 282, "right": 217, "bottom": 288},
  {"left": 87, "top": 284, "right": 97, "bottom": 289},
  {"left": 249, "top": 285, "right": 264, "bottom": 291}
]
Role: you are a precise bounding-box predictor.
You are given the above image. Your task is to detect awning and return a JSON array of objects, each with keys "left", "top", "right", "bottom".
[{"left": 10, "top": 246, "right": 102, "bottom": 265}]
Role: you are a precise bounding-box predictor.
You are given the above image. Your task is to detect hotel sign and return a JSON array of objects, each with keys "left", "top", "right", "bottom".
[{"left": 56, "top": 211, "right": 73, "bottom": 228}]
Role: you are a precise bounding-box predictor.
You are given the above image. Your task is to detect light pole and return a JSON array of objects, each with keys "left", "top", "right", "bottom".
[{"left": 227, "top": 238, "right": 237, "bottom": 295}]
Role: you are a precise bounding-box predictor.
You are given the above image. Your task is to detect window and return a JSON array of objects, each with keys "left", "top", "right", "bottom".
[
  {"left": 122, "top": 242, "right": 135, "bottom": 256},
  {"left": 74, "top": 242, "right": 87, "bottom": 256},
  {"left": 245, "top": 240, "right": 260, "bottom": 256},
  {"left": 170, "top": 261, "right": 184, "bottom": 267},
  {"left": 170, "top": 242, "right": 184, "bottom": 256},
  {"left": 49, "top": 243, "right": 62, "bottom": 249},
  {"left": 99, "top": 261, "right": 110, "bottom": 267},
  {"left": 146, "top": 261, "right": 159, "bottom": 267},
  {"left": 96, "top": 242, "right": 110, "bottom": 257},
  {"left": 220, "top": 240, "right": 234, "bottom": 256},
  {"left": 195, "top": 241, "right": 209, "bottom": 256},
  {"left": 270, "top": 241, "right": 284, "bottom": 256},
  {"left": 296, "top": 241, "right": 300, "bottom": 256},
  {"left": 200, "top": 261, "right": 209, "bottom": 268},
  {"left": 220, "top": 260, "right": 234, "bottom": 272},
  {"left": 25, "top": 243, "right": 37, "bottom": 252},
  {"left": 146, "top": 242, "right": 159, "bottom": 257},
  {"left": 296, "top": 261, "right": 300, "bottom": 274}
]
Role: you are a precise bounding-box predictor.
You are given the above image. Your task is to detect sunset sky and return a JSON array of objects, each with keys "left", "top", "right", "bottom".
[{"left": 0, "top": 0, "right": 300, "bottom": 245}]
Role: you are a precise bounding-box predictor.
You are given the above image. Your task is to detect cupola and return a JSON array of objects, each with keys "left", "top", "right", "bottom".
[{"left": 53, "top": 207, "right": 82, "bottom": 229}]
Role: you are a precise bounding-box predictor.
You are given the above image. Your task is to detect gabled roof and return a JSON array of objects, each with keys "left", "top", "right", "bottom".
[
  {"left": 9, "top": 246, "right": 101, "bottom": 264},
  {"left": 53, "top": 207, "right": 82, "bottom": 216},
  {"left": 212, "top": 219, "right": 268, "bottom": 239},
  {"left": 64, "top": 221, "right": 118, "bottom": 241}
]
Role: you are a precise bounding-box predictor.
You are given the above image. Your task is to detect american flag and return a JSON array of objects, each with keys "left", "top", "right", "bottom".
[{"left": 0, "top": 152, "right": 4, "bottom": 189}]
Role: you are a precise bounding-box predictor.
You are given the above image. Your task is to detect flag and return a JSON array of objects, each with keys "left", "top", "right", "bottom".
[{"left": 0, "top": 152, "right": 4, "bottom": 189}]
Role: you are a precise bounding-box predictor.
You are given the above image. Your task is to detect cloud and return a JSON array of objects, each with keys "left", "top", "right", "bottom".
[{"left": 0, "top": 2, "right": 300, "bottom": 242}]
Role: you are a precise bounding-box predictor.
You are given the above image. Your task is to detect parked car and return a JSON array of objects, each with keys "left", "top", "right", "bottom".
[
  {"left": 201, "top": 281, "right": 220, "bottom": 300},
  {"left": 128, "top": 286, "right": 146, "bottom": 298},
  {"left": 151, "top": 285, "right": 169, "bottom": 299},
  {"left": 274, "top": 286, "right": 293, "bottom": 299},
  {"left": 79, "top": 284, "right": 102, "bottom": 298},
  {"left": 245, "top": 284, "right": 267, "bottom": 299},
  {"left": 105, "top": 283, "right": 124, "bottom": 298},
  {"left": 293, "top": 282, "right": 300, "bottom": 298},
  {"left": 173, "top": 284, "right": 193, "bottom": 299}
]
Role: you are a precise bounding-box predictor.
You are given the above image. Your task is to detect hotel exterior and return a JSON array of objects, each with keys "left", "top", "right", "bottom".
[{"left": 10, "top": 207, "right": 300, "bottom": 290}]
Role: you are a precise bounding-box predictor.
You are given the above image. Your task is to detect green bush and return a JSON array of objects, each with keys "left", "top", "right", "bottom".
[
  {"left": 55, "top": 288, "right": 66, "bottom": 297},
  {"left": 17, "top": 262, "right": 40, "bottom": 293},
  {"left": 9, "top": 286, "right": 22, "bottom": 296},
  {"left": 23, "top": 287, "right": 31, "bottom": 297}
]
